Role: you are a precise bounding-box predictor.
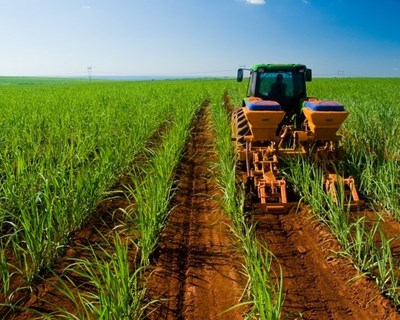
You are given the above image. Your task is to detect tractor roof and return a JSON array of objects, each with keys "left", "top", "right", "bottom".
[{"left": 251, "top": 64, "right": 308, "bottom": 72}]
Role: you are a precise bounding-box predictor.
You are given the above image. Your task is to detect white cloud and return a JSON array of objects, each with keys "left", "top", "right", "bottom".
[
  {"left": 246, "top": 0, "right": 266, "bottom": 5},
  {"left": 302, "top": 0, "right": 310, "bottom": 4},
  {"left": 82, "top": 5, "right": 91, "bottom": 10}
]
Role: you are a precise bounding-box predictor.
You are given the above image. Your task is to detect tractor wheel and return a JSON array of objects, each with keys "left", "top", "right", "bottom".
[
  {"left": 232, "top": 108, "right": 250, "bottom": 148},
  {"left": 232, "top": 108, "right": 250, "bottom": 171}
]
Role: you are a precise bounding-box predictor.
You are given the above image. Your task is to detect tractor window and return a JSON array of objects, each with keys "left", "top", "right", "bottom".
[
  {"left": 258, "top": 71, "right": 304, "bottom": 99},
  {"left": 292, "top": 72, "right": 305, "bottom": 96}
]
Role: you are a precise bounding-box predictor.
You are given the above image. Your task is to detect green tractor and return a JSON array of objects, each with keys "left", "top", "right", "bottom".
[{"left": 233, "top": 63, "right": 360, "bottom": 211}]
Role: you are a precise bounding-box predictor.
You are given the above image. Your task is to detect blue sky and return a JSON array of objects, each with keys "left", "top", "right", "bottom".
[{"left": 1, "top": 0, "right": 399, "bottom": 77}]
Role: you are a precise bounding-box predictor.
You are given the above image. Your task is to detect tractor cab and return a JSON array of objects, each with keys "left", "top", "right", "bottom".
[{"left": 237, "top": 64, "right": 312, "bottom": 125}]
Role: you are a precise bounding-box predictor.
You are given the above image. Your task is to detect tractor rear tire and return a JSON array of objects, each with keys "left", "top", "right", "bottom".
[
  {"left": 232, "top": 108, "right": 250, "bottom": 147},
  {"left": 232, "top": 108, "right": 250, "bottom": 172}
]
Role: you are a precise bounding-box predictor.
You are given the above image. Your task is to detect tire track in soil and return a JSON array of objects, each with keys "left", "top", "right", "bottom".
[
  {"left": 144, "top": 106, "right": 246, "bottom": 320},
  {"left": 253, "top": 207, "right": 400, "bottom": 320}
]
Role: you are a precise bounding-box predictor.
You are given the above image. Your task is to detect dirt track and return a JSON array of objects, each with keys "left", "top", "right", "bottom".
[
  {"left": 254, "top": 208, "right": 400, "bottom": 319},
  {"left": 144, "top": 107, "right": 246, "bottom": 319}
]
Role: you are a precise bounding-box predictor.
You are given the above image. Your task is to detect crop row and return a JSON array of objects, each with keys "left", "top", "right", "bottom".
[
  {"left": 0, "top": 79, "right": 231, "bottom": 315},
  {"left": 211, "top": 93, "right": 283, "bottom": 319}
]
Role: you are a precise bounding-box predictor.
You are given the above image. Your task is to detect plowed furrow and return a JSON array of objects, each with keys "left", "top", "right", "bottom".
[
  {"left": 253, "top": 208, "right": 400, "bottom": 320},
  {"left": 144, "top": 106, "right": 245, "bottom": 320}
]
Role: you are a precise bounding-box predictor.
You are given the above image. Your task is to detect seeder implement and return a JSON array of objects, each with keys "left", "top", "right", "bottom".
[{"left": 251, "top": 150, "right": 288, "bottom": 210}]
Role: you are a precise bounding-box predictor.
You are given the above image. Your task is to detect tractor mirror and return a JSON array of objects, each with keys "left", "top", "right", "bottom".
[
  {"left": 306, "top": 69, "right": 312, "bottom": 81},
  {"left": 237, "top": 68, "right": 244, "bottom": 82}
]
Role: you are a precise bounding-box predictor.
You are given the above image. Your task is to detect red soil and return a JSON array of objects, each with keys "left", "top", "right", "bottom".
[
  {"left": 253, "top": 207, "right": 400, "bottom": 319},
  {"left": 144, "top": 107, "right": 246, "bottom": 319}
]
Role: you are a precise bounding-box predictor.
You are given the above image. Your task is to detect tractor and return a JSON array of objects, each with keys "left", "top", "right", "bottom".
[{"left": 232, "top": 64, "right": 361, "bottom": 211}]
